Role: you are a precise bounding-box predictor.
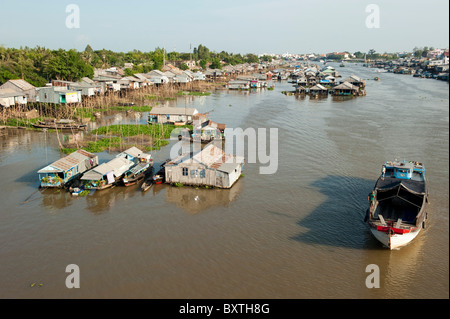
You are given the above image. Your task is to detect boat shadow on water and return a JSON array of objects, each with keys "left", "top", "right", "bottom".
[{"left": 290, "top": 175, "right": 386, "bottom": 250}]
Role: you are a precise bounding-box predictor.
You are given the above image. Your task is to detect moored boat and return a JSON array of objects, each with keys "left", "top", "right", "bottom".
[
  {"left": 32, "top": 119, "right": 87, "bottom": 130},
  {"left": 122, "top": 155, "right": 153, "bottom": 186},
  {"left": 152, "top": 166, "right": 165, "bottom": 185},
  {"left": 365, "top": 160, "right": 428, "bottom": 250},
  {"left": 141, "top": 176, "right": 154, "bottom": 192},
  {"left": 153, "top": 174, "right": 164, "bottom": 184}
]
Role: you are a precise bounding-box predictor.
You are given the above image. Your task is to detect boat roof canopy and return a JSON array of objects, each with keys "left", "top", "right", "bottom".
[{"left": 375, "top": 178, "right": 426, "bottom": 196}]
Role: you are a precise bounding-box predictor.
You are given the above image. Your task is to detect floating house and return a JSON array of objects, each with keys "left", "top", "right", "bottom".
[
  {"left": 342, "top": 75, "right": 366, "bottom": 89},
  {"left": 295, "top": 86, "right": 308, "bottom": 94},
  {"left": 227, "top": 79, "right": 250, "bottom": 90},
  {"left": 309, "top": 84, "right": 328, "bottom": 95},
  {"left": 193, "top": 119, "right": 226, "bottom": 142},
  {"left": 148, "top": 106, "right": 199, "bottom": 124},
  {"left": 80, "top": 147, "right": 146, "bottom": 190},
  {"left": 80, "top": 157, "right": 134, "bottom": 190},
  {"left": 164, "top": 144, "right": 245, "bottom": 189},
  {"left": 37, "top": 149, "right": 98, "bottom": 188},
  {"left": 332, "top": 81, "right": 360, "bottom": 96}
]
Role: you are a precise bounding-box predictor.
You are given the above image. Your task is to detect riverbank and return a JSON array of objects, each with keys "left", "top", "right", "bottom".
[{"left": 0, "top": 79, "right": 229, "bottom": 151}]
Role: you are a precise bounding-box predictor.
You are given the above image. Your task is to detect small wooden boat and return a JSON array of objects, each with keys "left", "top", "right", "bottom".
[
  {"left": 141, "top": 177, "right": 154, "bottom": 192},
  {"left": 71, "top": 187, "right": 84, "bottom": 196},
  {"left": 33, "top": 119, "right": 87, "bottom": 130},
  {"left": 365, "top": 160, "right": 428, "bottom": 250},
  {"left": 153, "top": 174, "right": 164, "bottom": 184},
  {"left": 152, "top": 166, "right": 165, "bottom": 185}
]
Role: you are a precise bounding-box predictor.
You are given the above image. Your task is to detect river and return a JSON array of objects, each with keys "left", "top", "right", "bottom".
[{"left": 0, "top": 63, "right": 448, "bottom": 299}]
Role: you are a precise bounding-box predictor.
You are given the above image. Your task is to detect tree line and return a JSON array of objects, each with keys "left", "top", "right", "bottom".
[{"left": 0, "top": 44, "right": 270, "bottom": 87}]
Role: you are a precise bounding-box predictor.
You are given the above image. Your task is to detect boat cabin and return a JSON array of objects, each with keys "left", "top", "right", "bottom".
[{"left": 383, "top": 160, "right": 425, "bottom": 181}]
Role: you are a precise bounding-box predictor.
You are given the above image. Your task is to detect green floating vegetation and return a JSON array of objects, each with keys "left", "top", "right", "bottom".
[
  {"left": 175, "top": 182, "right": 184, "bottom": 187},
  {"left": 177, "top": 91, "right": 211, "bottom": 96},
  {"left": 61, "top": 137, "right": 123, "bottom": 154},
  {"left": 61, "top": 124, "right": 186, "bottom": 154},
  {"left": 91, "top": 124, "right": 192, "bottom": 139},
  {"left": 75, "top": 105, "right": 153, "bottom": 120}
]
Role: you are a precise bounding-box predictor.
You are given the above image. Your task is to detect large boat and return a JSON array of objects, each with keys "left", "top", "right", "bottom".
[{"left": 365, "top": 160, "right": 429, "bottom": 250}]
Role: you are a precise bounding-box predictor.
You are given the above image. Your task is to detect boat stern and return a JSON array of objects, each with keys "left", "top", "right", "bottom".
[{"left": 370, "top": 227, "right": 421, "bottom": 250}]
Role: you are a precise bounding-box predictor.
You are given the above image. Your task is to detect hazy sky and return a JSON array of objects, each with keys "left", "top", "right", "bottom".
[{"left": 0, "top": 0, "right": 448, "bottom": 54}]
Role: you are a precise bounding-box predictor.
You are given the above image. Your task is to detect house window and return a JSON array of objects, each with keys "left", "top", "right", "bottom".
[
  {"left": 200, "top": 169, "right": 206, "bottom": 178},
  {"left": 190, "top": 169, "right": 198, "bottom": 178},
  {"left": 182, "top": 168, "right": 188, "bottom": 176}
]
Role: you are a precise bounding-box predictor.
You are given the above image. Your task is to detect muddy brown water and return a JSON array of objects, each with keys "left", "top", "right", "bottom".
[{"left": 0, "top": 63, "right": 448, "bottom": 298}]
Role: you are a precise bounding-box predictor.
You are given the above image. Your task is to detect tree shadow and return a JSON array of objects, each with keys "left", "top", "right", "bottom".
[{"left": 290, "top": 175, "right": 382, "bottom": 250}]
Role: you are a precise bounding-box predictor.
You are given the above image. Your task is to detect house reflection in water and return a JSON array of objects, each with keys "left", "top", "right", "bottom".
[{"left": 164, "top": 179, "right": 243, "bottom": 215}]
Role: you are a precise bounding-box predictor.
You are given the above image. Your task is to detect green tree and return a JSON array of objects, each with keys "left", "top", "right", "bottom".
[
  {"left": 152, "top": 48, "right": 165, "bottom": 70},
  {"left": 196, "top": 44, "right": 210, "bottom": 60},
  {"left": 210, "top": 58, "right": 222, "bottom": 69}
]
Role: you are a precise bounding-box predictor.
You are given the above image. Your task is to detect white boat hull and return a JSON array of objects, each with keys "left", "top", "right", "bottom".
[{"left": 370, "top": 227, "right": 422, "bottom": 250}]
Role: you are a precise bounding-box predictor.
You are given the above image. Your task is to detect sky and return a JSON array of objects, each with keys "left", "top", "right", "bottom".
[{"left": 0, "top": 0, "right": 448, "bottom": 54}]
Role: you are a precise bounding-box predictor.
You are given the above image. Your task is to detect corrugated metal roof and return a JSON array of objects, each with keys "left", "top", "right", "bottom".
[
  {"left": 343, "top": 75, "right": 363, "bottom": 82},
  {"left": 81, "top": 157, "right": 133, "bottom": 180},
  {"left": 7, "top": 79, "right": 35, "bottom": 91},
  {"left": 334, "top": 81, "right": 358, "bottom": 90},
  {"left": 168, "top": 144, "right": 244, "bottom": 173},
  {"left": 38, "top": 149, "right": 97, "bottom": 173},
  {"left": 310, "top": 84, "right": 327, "bottom": 91},
  {"left": 121, "top": 146, "right": 144, "bottom": 158}
]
